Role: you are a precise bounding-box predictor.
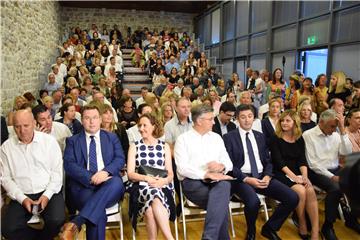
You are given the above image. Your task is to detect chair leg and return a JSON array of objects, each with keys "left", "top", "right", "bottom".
[
  {"left": 229, "top": 205, "right": 236, "bottom": 238},
  {"left": 338, "top": 204, "right": 345, "bottom": 222},
  {"left": 180, "top": 185, "right": 187, "bottom": 240},
  {"left": 119, "top": 206, "right": 123, "bottom": 240},
  {"left": 132, "top": 227, "right": 136, "bottom": 240},
  {"left": 261, "top": 198, "right": 269, "bottom": 221},
  {"left": 174, "top": 216, "right": 179, "bottom": 240}
]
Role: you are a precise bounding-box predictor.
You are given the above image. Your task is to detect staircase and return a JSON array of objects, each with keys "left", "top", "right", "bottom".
[{"left": 121, "top": 48, "right": 152, "bottom": 99}]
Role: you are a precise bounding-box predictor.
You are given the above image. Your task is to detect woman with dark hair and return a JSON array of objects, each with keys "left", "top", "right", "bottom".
[
  {"left": 345, "top": 108, "right": 360, "bottom": 152},
  {"left": 91, "top": 32, "right": 101, "bottom": 49},
  {"left": 269, "top": 68, "right": 286, "bottom": 100},
  {"left": 117, "top": 96, "right": 138, "bottom": 129},
  {"left": 291, "top": 77, "right": 316, "bottom": 111},
  {"left": 314, "top": 74, "right": 329, "bottom": 116},
  {"left": 127, "top": 113, "right": 175, "bottom": 239},
  {"left": 285, "top": 74, "right": 301, "bottom": 110},
  {"left": 56, "top": 103, "right": 83, "bottom": 135},
  {"left": 197, "top": 52, "right": 209, "bottom": 70},
  {"left": 169, "top": 41, "right": 178, "bottom": 56},
  {"left": 167, "top": 67, "right": 180, "bottom": 84},
  {"left": 100, "top": 44, "right": 110, "bottom": 60},
  {"left": 270, "top": 110, "right": 319, "bottom": 240}
]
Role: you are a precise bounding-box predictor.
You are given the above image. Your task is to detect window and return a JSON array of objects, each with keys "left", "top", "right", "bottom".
[
  {"left": 250, "top": 32, "right": 267, "bottom": 54},
  {"left": 300, "top": 15, "right": 329, "bottom": 46},
  {"left": 236, "top": 60, "right": 247, "bottom": 84},
  {"left": 251, "top": 1, "right": 271, "bottom": 33},
  {"left": 210, "top": 46, "right": 220, "bottom": 63},
  {"left": 223, "top": 41, "right": 234, "bottom": 58},
  {"left": 273, "top": 1, "right": 298, "bottom": 26},
  {"left": 334, "top": 1, "right": 359, "bottom": 9},
  {"left": 204, "top": 14, "right": 212, "bottom": 46},
  {"left": 332, "top": 44, "right": 360, "bottom": 80},
  {"left": 236, "top": 1, "right": 249, "bottom": 36},
  {"left": 211, "top": 9, "right": 221, "bottom": 45},
  {"left": 333, "top": 6, "right": 360, "bottom": 42},
  {"left": 273, "top": 24, "right": 297, "bottom": 50},
  {"left": 195, "top": 17, "right": 204, "bottom": 43},
  {"left": 223, "top": 2, "right": 235, "bottom": 41},
  {"left": 236, "top": 38, "right": 248, "bottom": 56},
  {"left": 271, "top": 51, "right": 296, "bottom": 83},
  {"left": 250, "top": 54, "right": 266, "bottom": 71},
  {"left": 223, "top": 60, "right": 234, "bottom": 81},
  {"left": 300, "top": 1, "right": 330, "bottom": 18}
]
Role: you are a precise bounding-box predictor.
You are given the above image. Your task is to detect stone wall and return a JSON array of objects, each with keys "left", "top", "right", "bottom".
[
  {"left": 60, "top": 7, "right": 195, "bottom": 38},
  {"left": 1, "top": 1, "right": 61, "bottom": 115}
]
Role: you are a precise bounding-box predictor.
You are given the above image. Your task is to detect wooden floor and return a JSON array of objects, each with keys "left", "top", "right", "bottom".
[{"left": 77, "top": 198, "right": 359, "bottom": 240}]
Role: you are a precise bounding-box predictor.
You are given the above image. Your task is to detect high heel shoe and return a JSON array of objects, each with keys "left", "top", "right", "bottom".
[{"left": 298, "top": 232, "right": 310, "bottom": 240}]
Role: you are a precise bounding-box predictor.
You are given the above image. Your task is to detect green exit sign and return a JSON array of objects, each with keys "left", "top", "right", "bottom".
[{"left": 307, "top": 35, "right": 318, "bottom": 45}]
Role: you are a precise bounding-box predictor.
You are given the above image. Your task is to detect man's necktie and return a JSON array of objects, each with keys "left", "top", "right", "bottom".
[
  {"left": 89, "top": 136, "right": 98, "bottom": 173},
  {"left": 246, "top": 132, "right": 259, "bottom": 178}
]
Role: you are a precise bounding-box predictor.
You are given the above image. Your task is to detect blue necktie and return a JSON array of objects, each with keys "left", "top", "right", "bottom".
[
  {"left": 89, "top": 136, "right": 98, "bottom": 173},
  {"left": 246, "top": 132, "right": 259, "bottom": 178}
]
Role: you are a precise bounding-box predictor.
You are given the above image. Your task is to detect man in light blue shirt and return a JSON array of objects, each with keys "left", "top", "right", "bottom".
[{"left": 165, "top": 56, "right": 180, "bottom": 75}]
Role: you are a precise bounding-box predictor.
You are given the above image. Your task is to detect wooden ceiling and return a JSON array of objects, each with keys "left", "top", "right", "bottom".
[{"left": 59, "top": 1, "right": 218, "bottom": 14}]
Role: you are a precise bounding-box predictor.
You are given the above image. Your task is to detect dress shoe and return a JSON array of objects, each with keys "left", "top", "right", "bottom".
[
  {"left": 345, "top": 219, "right": 360, "bottom": 234},
  {"left": 60, "top": 222, "right": 79, "bottom": 240},
  {"left": 321, "top": 225, "right": 338, "bottom": 240},
  {"left": 261, "top": 225, "right": 281, "bottom": 240},
  {"left": 245, "top": 232, "right": 255, "bottom": 240}
]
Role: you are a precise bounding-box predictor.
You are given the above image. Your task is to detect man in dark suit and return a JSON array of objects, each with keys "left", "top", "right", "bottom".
[
  {"left": 212, "top": 102, "right": 237, "bottom": 137},
  {"left": 60, "top": 105, "right": 125, "bottom": 240},
  {"left": 223, "top": 104, "right": 298, "bottom": 240}
]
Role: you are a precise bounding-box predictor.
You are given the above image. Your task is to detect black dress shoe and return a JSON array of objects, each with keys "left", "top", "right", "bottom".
[
  {"left": 321, "top": 225, "right": 338, "bottom": 240},
  {"left": 345, "top": 219, "right": 360, "bottom": 234},
  {"left": 245, "top": 232, "right": 255, "bottom": 240},
  {"left": 298, "top": 232, "right": 309, "bottom": 240},
  {"left": 261, "top": 225, "right": 281, "bottom": 240}
]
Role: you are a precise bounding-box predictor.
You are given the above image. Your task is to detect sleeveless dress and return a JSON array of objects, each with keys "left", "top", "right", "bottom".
[{"left": 133, "top": 139, "right": 174, "bottom": 218}]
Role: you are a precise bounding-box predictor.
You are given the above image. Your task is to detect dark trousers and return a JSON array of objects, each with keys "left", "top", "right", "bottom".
[
  {"left": 232, "top": 178, "right": 299, "bottom": 235},
  {"left": 69, "top": 176, "right": 124, "bottom": 240},
  {"left": 1, "top": 192, "right": 65, "bottom": 240},
  {"left": 182, "top": 178, "right": 231, "bottom": 240},
  {"left": 308, "top": 168, "right": 343, "bottom": 225}
]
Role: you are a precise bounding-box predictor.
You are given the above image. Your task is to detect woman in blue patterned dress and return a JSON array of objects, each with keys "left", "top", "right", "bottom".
[{"left": 127, "top": 113, "right": 175, "bottom": 240}]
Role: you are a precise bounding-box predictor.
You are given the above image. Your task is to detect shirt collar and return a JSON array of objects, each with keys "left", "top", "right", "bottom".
[
  {"left": 175, "top": 114, "right": 192, "bottom": 125},
  {"left": 217, "top": 116, "right": 227, "bottom": 127},
  {"left": 16, "top": 131, "right": 41, "bottom": 145},
  {"left": 85, "top": 130, "right": 100, "bottom": 140},
  {"left": 238, "top": 127, "right": 253, "bottom": 137},
  {"left": 313, "top": 125, "right": 326, "bottom": 137}
]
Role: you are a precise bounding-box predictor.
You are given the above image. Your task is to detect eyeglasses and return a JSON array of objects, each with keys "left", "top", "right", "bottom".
[{"left": 83, "top": 116, "right": 100, "bottom": 121}]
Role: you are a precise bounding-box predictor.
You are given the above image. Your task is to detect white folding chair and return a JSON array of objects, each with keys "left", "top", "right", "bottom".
[
  {"left": 228, "top": 193, "right": 269, "bottom": 238},
  {"left": 105, "top": 203, "right": 124, "bottom": 240}
]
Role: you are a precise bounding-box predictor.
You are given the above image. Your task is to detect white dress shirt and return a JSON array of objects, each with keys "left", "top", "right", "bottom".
[
  {"left": 303, "top": 125, "right": 352, "bottom": 178},
  {"left": 238, "top": 128, "right": 264, "bottom": 174},
  {"left": 51, "top": 121, "right": 72, "bottom": 152},
  {"left": 174, "top": 128, "right": 233, "bottom": 180},
  {"left": 1, "top": 131, "right": 63, "bottom": 204},
  {"left": 135, "top": 97, "right": 145, "bottom": 108},
  {"left": 85, "top": 130, "right": 105, "bottom": 171}
]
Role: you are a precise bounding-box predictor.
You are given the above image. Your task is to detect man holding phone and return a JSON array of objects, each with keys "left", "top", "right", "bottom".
[
  {"left": 223, "top": 104, "right": 298, "bottom": 240},
  {"left": 1, "top": 109, "right": 65, "bottom": 240}
]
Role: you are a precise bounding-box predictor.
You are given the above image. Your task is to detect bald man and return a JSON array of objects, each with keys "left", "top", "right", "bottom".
[{"left": 1, "top": 109, "right": 65, "bottom": 240}]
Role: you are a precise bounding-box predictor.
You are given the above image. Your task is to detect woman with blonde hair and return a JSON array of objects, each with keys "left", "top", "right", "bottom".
[
  {"left": 270, "top": 110, "right": 319, "bottom": 240},
  {"left": 7, "top": 96, "right": 28, "bottom": 126},
  {"left": 328, "top": 71, "right": 351, "bottom": 104},
  {"left": 144, "top": 92, "right": 161, "bottom": 120},
  {"left": 160, "top": 102, "right": 174, "bottom": 125},
  {"left": 298, "top": 100, "right": 316, "bottom": 132},
  {"left": 127, "top": 113, "right": 175, "bottom": 239},
  {"left": 261, "top": 97, "right": 282, "bottom": 146}
]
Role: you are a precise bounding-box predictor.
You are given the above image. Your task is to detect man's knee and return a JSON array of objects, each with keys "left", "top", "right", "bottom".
[
  {"left": 105, "top": 176, "right": 124, "bottom": 192},
  {"left": 213, "top": 181, "right": 231, "bottom": 193},
  {"left": 246, "top": 197, "right": 261, "bottom": 212}
]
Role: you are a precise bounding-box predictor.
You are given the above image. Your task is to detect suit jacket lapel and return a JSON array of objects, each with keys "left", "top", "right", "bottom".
[
  {"left": 79, "top": 131, "right": 88, "bottom": 168},
  {"left": 100, "top": 130, "right": 108, "bottom": 166}
]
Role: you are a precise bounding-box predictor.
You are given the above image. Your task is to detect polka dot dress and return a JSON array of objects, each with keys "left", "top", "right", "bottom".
[{"left": 134, "top": 139, "right": 173, "bottom": 218}]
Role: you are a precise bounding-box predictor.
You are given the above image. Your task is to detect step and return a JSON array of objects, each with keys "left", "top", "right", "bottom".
[
  {"left": 123, "top": 83, "right": 152, "bottom": 92},
  {"left": 123, "top": 75, "right": 149, "bottom": 82},
  {"left": 124, "top": 67, "right": 148, "bottom": 74},
  {"left": 122, "top": 55, "right": 132, "bottom": 60},
  {"left": 122, "top": 49, "right": 133, "bottom": 54}
]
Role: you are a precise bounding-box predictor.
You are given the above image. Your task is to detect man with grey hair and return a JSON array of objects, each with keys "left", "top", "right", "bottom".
[
  {"left": 44, "top": 73, "right": 61, "bottom": 96},
  {"left": 303, "top": 109, "right": 360, "bottom": 239},
  {"left": 175, "top": 104, "right": 233, "bottom": 239}
]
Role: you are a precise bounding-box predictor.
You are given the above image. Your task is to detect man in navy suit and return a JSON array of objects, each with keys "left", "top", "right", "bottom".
[
  {"left": 223, "top": 104, "right": 298, "bottom": 240},
  {"left": 60, "top": 105, "right": 125, "bottom": 240},
  {"left": 212, "top": 102, "right": 237, "bottom": 137}
]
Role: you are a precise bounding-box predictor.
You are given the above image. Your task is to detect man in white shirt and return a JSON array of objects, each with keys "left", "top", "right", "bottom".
[
  {"left": 223, "top": 104, "right": 298, "bottom": 240},
  {"left": 51, "top": 64, "right": 64, "bottom": 86},
  {"left": 104, "top": 56, "right": 122, "bottom": 77},
  {"left": 1, "top": 109, "right": 65, "bottom": 240},
  {"left": 175, "top": 104, "right": 233, "bottom": 240},
  {"left": 56, "top": 56, "right": 68, "bottom": 79},
  {"left": 106, "top": 49, "right": 123, "bottom": 66},
  {"left": 303, "top": 109, "right": 360, "bottom": 238},
  {"left": 135, "top": 87, "right": 148, "bottom": 108},
  {"left": 32, "top": 105, "right": 72, "bottom": 152}
]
